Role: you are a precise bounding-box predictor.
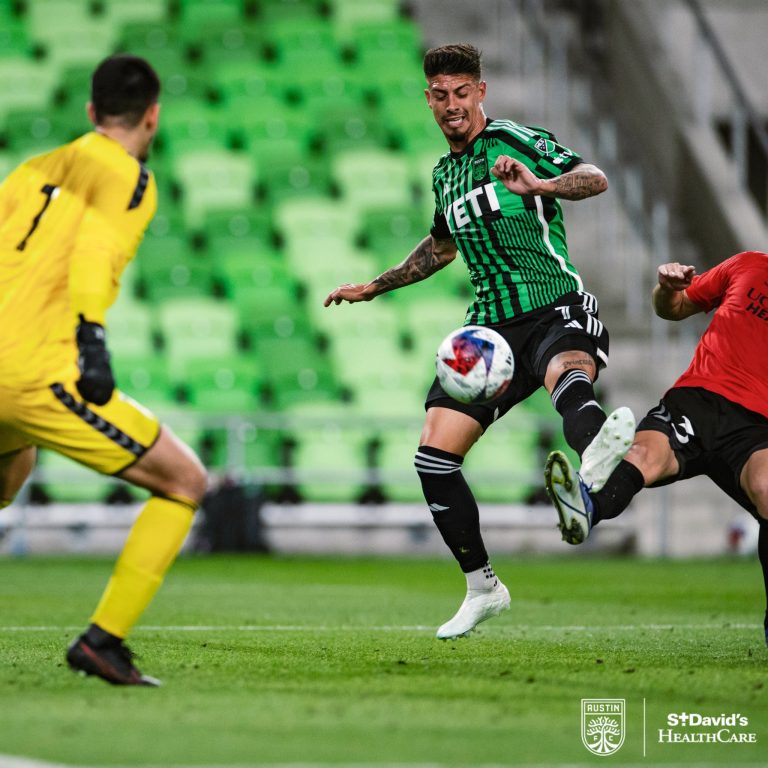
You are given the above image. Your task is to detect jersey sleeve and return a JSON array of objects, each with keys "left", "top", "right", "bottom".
[
  {"left": 429, "top": 158, "right": 453, "bottom": 240},
  {"left": 526, "top": 126, "right": 583, "bottom": 177},
  {"left": 685, "top": 253, "right": 742, "bottom": 312},
  {"left": 430, "top": 208, "right": 452, "bottom": 239},
  {"left": 69, "top": 164, "right": 156, "bottom": 326},
  {"left": 490, "top": 123, "right": 583, "bottom": 178}
]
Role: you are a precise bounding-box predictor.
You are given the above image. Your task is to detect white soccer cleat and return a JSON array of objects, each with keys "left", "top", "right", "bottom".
[
  {"left": 579, "top": 406, "right": 635, "bottom": 491},
  {"left": 436, "top": 581, "right": 511, "bottom": 639},
  {"left": 545, "top": 450, "right": 594, "bottom": 545}
]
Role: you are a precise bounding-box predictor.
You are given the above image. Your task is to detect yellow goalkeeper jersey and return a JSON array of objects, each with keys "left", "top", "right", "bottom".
[{"left": 0, "top": 131, "right": 156, "bottom": 388}]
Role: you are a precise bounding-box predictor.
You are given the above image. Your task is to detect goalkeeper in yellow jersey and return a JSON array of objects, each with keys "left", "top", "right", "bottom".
[{"left": 0, "top": 55, "right": 207, "bottom": 686}]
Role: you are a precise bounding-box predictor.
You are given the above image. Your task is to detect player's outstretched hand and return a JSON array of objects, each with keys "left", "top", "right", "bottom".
[
  {"left": 657, "top": 262, "right": 696, "bottom": 291},
  {"left": 323, "top": 283, "right": 375, "bottom": 306},
  {"left": 491, "top": 155, "right": 542, "bottom": 195}
]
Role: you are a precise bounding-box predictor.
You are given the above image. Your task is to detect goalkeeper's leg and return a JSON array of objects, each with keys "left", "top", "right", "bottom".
[
  {"left": 0, "top": 445, "right": 37, "bottom": 508},
  {"left": 67, "top": 427, "right": 207, "bottom": 686}
]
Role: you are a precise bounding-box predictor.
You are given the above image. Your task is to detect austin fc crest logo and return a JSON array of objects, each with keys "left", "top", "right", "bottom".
[
  {"left": 471, "top": 155, "right": 488, "bottom": 181},
  {"left": 581, "top": 699, "right": 626, "bottom": 756}
]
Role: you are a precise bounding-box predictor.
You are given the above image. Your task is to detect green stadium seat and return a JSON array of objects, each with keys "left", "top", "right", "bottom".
[
  {"left": 106, "top": 294, "right": 155, "bottom": 358},
  {"left": 0, "top": 152, "right": 16, "bottom": 181},
  {"left": 402, "top": 294, "right": 471, "bottom": 361},
  {"left": 332, "top": 148, "right": 413, "bottom": 216},
  {"left": 212, "top": 60, "right": 284, "bottom": 102},
  {"left": 274, "top": 197, "right": 358, "bottom": 248},
  {"left": 140, "top": 258, "right": 216, "bottom": 302},
  {"left": 216, "top": 246, "right": 293, "bottom": 297},
  {"left": 201, "top": 208, "right": 274, "bottom": 241},
  {"left": 371, "top": 72, "right": 425, "bottom": 107},
  {"left": 330, "top": 0, "right": 404, "bottom": 38},
  {"left": 291, "top": 424, "right": 371, "bottom": 502},
  {"left": 259, "top": 155, "right": 334, "bottom": 205},
  {"left": 351, "top": 19, "right": 423, "bottom": 58},
  {"left": 193, "top": 24, "right": 264, "bottom": 64},
  {"left": 156, "top": 298, "right": 239, "bottom": 369},
  {"left": 178, "top": 0, "right": 243, "bottom": 27},
  {"left": 173, "top": 149, "right": 256, "bottom": 227},
  {"left": 354, "top": 45, "right": 422, "bottom": 83},
  {"left": 160, "top": 99, "right": 234, "bottom": 156},
  {"left": 34, "top": 448, "right": 114, "bottom": 504},
  {"left": 50, "top": 63, "right": 96, "bottom": 128},
  {"left": 268, "top": 16, "right": 339, "bottom": 58},
  {"left": 376, "top": 427, "right": 423, "bottom": 502},
  {"left": 2, "top": 108, "right": 77, "bottom": 154},
  {"left": 136, "top": 232, "right": 191, "bottom": 269},
  {"left": 391, "top": 110, "right": 444, "bottom": 156},
  {"left": 106, "top": 0, "right": 168, "bottom": 25},
  {"left": 203, "top": 422, "right": 283, "bottom": 474},
  {"left": 112, "top": 354, "right": 174, "bottom": 407},
  {"left": 0, "top": 10, "right": 31, "bottom": 57},
  {"left": 238, "top": 109, "right": 314, "bottom": 164},
  {"left": 36, "top": 24, "right": 115, "bottom": 71},
  {"left": 359, "top": 204, "right": 427, "bottom": 259},
  {"left": 182, "top": 356, "right": 263, "bottom": 414},
  {"left": 0, "top": 59, "right": 58, "bottom": 125},
  {"left": 463, "top": 418, "right": 542, "bottom": 503},
  {"left": 314, "top": 105, "right": 391, "bottom": 154},
  {"left": 257, "top": 0, "right": 325, "bottom": 24},
  {"left": 295, "top": 248, "right": 382, "bottom": 323},
  {"left": 255, "top": 336, "right": 338, "bottom": 408},
  {"left": 116, "top": 21, "right": 179, "bottom": 56},
  {"left": 229, "top": 282, "right": 305, "bottom": 341},
  {"left": 318, "top": 297, "right": 400, "bottom": 340}
]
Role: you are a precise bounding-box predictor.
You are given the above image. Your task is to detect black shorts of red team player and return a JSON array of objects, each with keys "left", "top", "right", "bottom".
[
  {"left": 637, "top": 386, "right": 768, "bottom": 520},
  {"left": 424, "top": 291, "right": 610, "bottom": 431}
]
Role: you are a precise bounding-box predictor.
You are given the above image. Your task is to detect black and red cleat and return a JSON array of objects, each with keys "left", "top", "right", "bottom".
[{"left": 66, "top": 624, "right": 160, "bottom": 687}]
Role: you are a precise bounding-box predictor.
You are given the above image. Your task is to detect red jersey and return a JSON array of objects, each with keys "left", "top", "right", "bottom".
[{"left": 673, "top": 251, "right": 768, "bottom": 418}]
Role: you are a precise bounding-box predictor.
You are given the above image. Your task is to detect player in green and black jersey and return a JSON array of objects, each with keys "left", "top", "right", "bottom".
[{"left": 325, "top": 43, "right": 635, "bottom": 639}]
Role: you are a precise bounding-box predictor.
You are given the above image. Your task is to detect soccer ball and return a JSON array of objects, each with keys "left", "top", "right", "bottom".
[{"left": 435, "top": 325, "right": 514, "bottom": 404}]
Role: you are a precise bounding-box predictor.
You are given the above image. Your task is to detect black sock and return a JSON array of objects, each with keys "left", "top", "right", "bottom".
[
  {"left": 550, "top": 369, "right": 606, "bottom": 456},
  {"left": 415, "top": 445, "right": 489, "bottom": 573},
  {"left": 758, "top": 522, "right": 768, "bottom": 636},
  {"left": 591, "top": 460, "right": 645, "bottom": 525}
]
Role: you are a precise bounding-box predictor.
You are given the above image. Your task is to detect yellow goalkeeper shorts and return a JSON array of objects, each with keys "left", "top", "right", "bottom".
[{"left": 0, "top": 378, "right": 161, "bottom": 475}]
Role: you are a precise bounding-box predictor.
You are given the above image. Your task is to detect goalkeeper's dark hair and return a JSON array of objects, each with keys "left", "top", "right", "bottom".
[
  {"left": 423, "top": 44, "right": 482, "bottom": 81},
  {"left": 91, "top": 54, "right": 160, "bottom": 128}
]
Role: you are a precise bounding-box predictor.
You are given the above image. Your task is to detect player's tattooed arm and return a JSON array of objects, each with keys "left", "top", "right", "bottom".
[
  {"left": 323, "top": 236, "right": 457, "bottom": 306},
  {"left": 371, "top": 236, "right": 457, "bottom": 294},
  {"left": 545, "top": 164, "right": 608, "bottom": 200},
  {"left": 491, "top": 157, "right": 607, "bottom": 201}
]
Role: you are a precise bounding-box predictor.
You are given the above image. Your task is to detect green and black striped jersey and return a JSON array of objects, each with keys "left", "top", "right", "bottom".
[{"left": 430, "top": 118, "right": 585, "bottom": 325}]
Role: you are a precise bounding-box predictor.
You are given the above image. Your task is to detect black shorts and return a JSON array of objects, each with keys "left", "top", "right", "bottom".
[
  {"left": 637, "top": 387, "right": 768, "bottom": 517},
  {"left": 425, "top": 291, "right": 610, "bottom": 431}
]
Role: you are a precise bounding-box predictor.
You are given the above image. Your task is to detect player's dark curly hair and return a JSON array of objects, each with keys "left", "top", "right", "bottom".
[
  {"left": 91, "top": 54, "right": 160, "bottom": 127},
  {"left": 423, "top": 43, "right": 482, "bottom": 81}
]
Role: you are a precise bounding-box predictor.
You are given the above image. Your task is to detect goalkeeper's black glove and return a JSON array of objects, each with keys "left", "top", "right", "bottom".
[{"left": 75, "top": 314, "right": 115, "bottom": 406}]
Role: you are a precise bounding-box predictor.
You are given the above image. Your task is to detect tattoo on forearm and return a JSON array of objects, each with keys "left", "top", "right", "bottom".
[
  {"left": 551, "top": 171, "right": 606, "bottom": 201},
  {"left": 372, "top": 237, "right": 449, "bottom": 293}
]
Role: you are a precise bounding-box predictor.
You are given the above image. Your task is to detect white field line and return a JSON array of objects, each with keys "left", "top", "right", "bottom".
[
  {"left": 0, "top": 622, "right": 759, "bottom": 633},
  {"left": 4, "top": 759, "right": 768, "bottom": 768}
]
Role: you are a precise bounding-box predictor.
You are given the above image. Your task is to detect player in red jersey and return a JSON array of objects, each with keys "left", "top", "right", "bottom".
[{"left": 546, "top": 252, "right": 768, "bottom": 644}]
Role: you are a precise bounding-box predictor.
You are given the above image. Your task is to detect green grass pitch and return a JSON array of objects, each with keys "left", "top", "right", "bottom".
[{"left": 0, "top": 554, "right": 766, "bottom": 766}]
